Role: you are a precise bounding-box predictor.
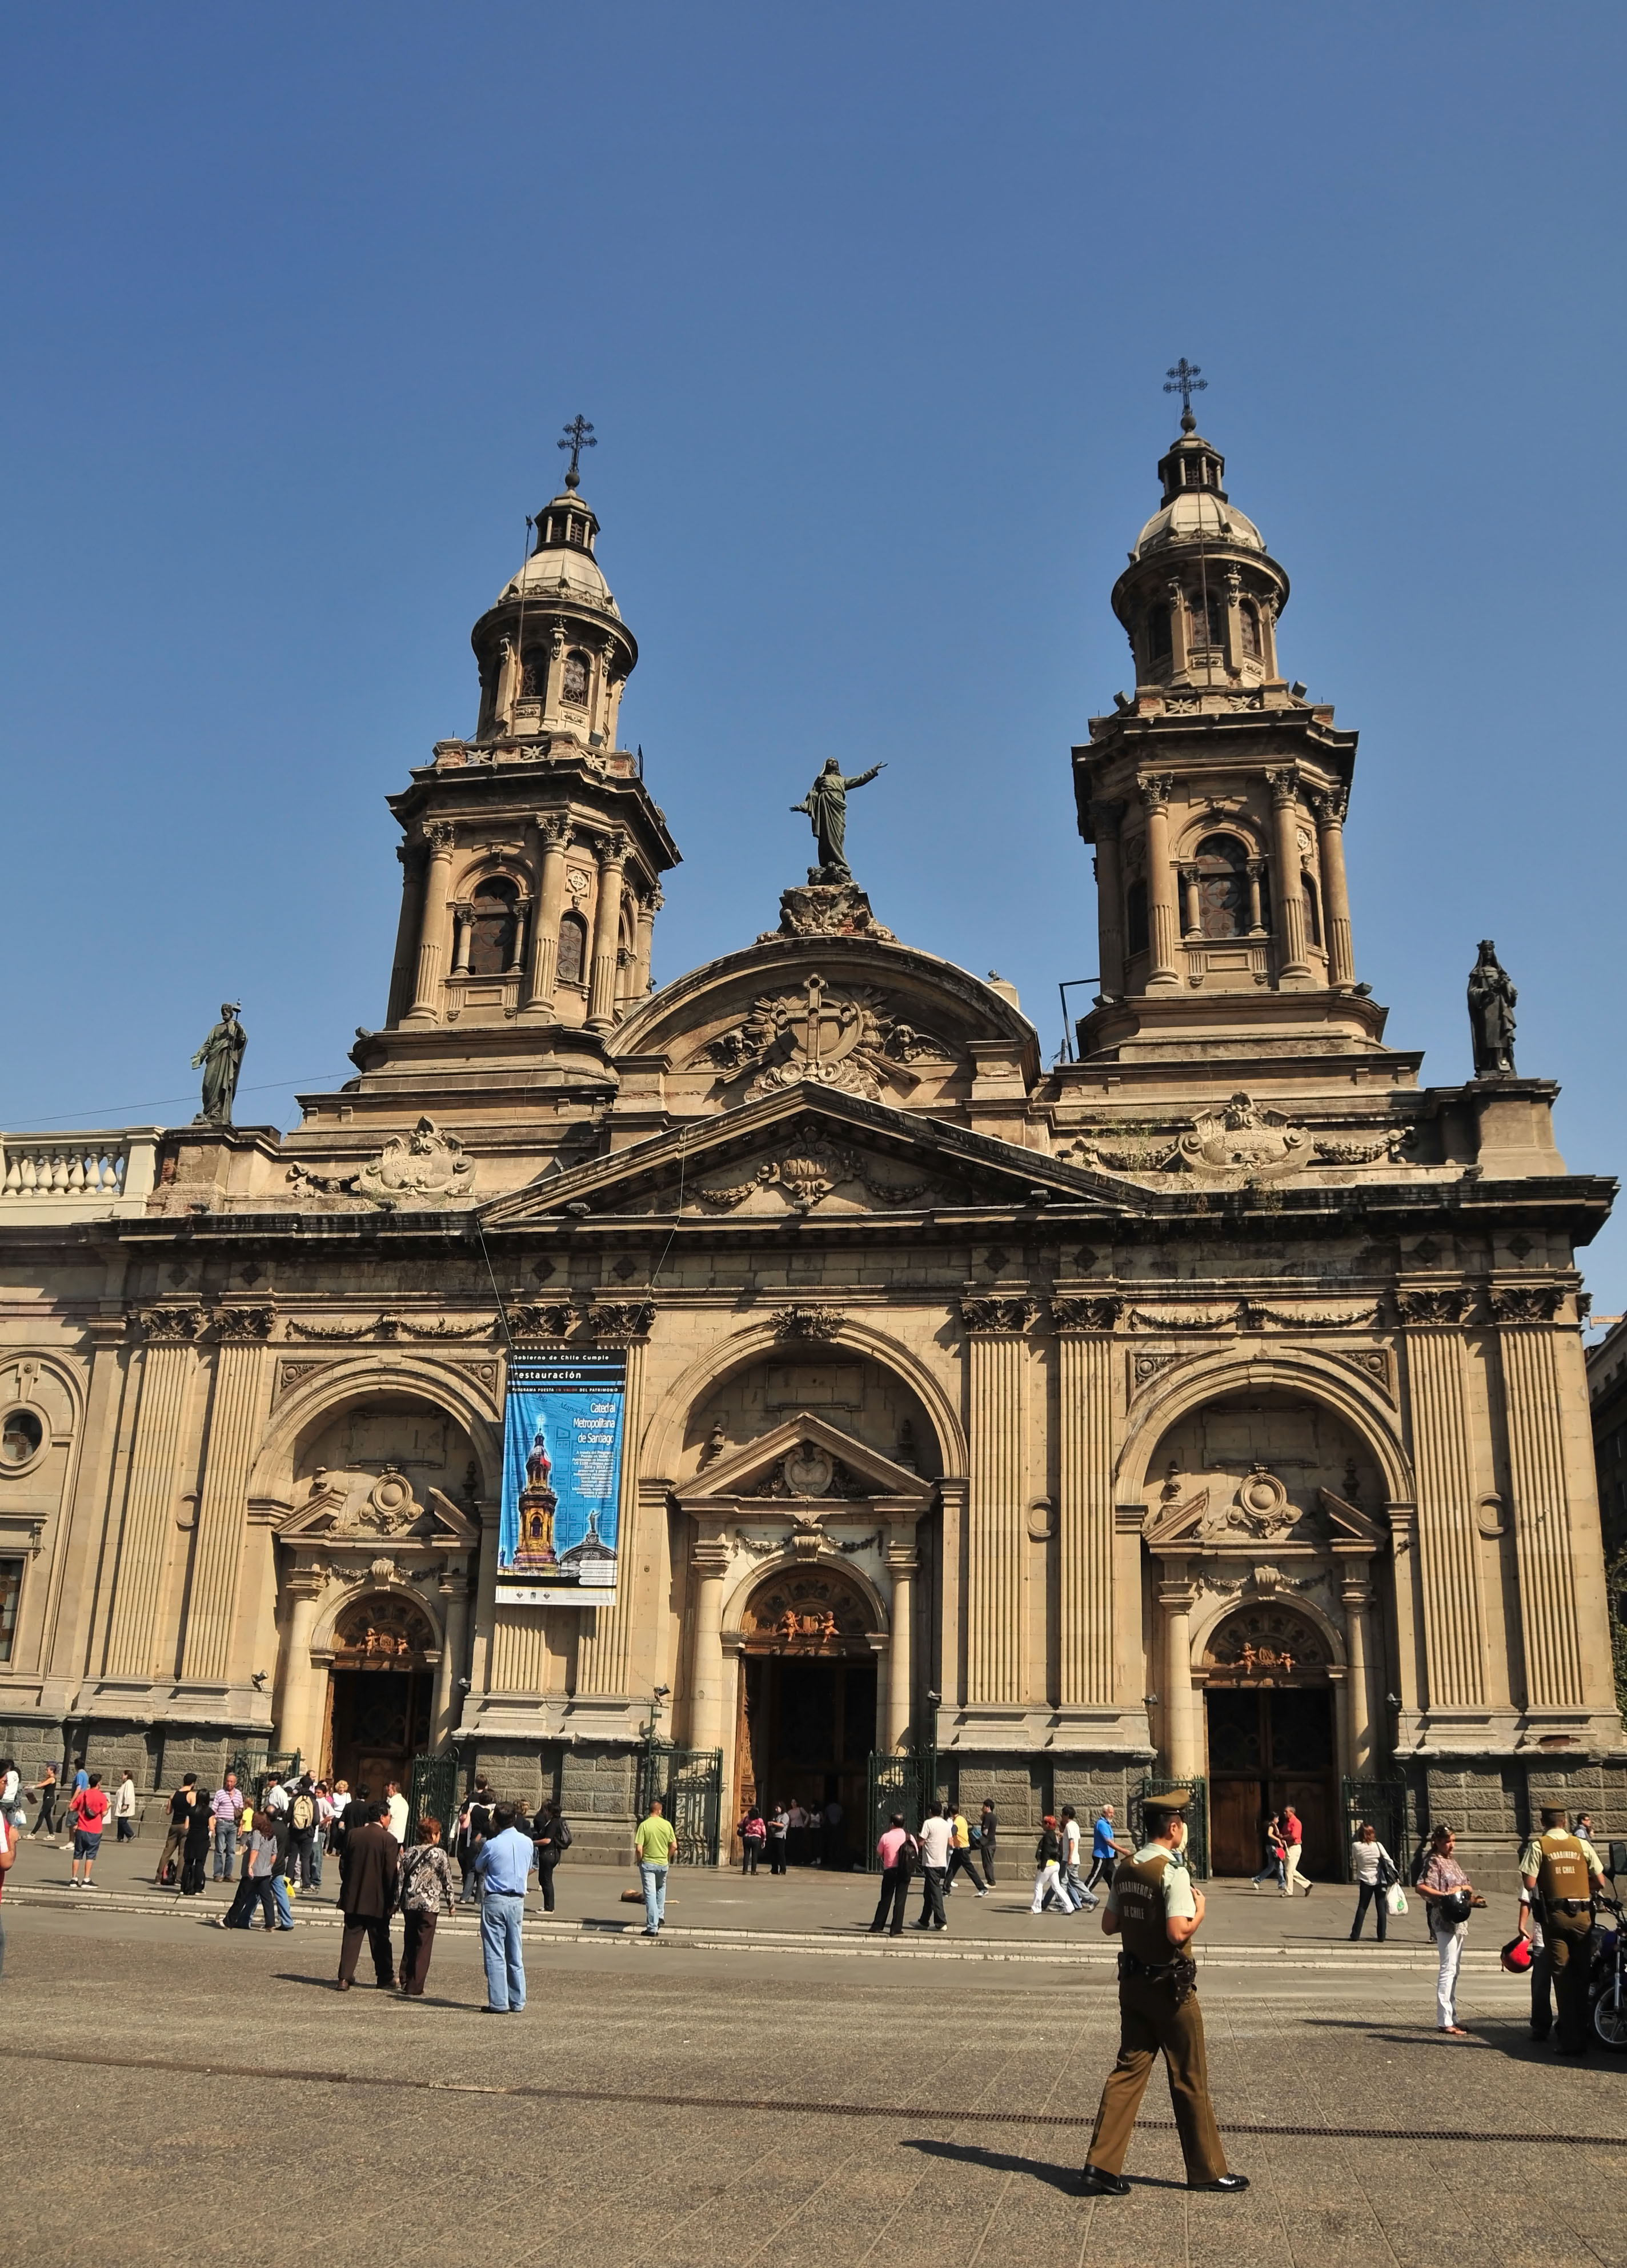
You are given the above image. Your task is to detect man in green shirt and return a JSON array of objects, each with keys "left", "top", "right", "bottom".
[{"left": 635, "top": 1797, "right": 679, "bottom": 1936}]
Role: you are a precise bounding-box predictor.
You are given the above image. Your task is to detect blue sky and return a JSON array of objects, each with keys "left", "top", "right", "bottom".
[{"left": 4, "top": 6, "right": 1624, "bottom": 1303}]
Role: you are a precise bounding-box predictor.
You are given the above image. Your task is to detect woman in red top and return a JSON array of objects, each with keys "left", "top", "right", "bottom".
[{"left": 69, "top": 1772, "right": 110, "bottom": 1886}]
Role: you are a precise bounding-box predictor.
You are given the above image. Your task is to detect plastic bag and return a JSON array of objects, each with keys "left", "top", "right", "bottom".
[{"left": 1386, "top": 1884, "right": 1408, "bottom": 1916}]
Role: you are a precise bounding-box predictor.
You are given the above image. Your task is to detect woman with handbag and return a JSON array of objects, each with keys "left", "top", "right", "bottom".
[
  {"left": 737, "top": 1805, "right": 767, "bottom": 1876},
  {"left": 1418, "top": 1824, "right": 1486, "bottom": 2035},
  {"left": 1348, "top": 1822, "right": 1397, "bottom": 1942},
  {"left": 1250, "top": 1814, "right": 1287, "bottom": 1893}
]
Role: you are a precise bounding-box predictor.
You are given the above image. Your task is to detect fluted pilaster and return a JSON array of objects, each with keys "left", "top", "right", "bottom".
[
  {"left": 103, "top": 1313, "right": 202, "bottom": 1678},
  {"left": 1492, "top": 1289, "right": 1584, "bottom": 1709},
  {"left": 1053, "top": 1300, "right": 1119, "bottom": 1708},
  {"left": 1399, "top": 1293, "right": 1488, "bottom": 1710},
  {"left": 180, "top": 1309, "right": 275, "bottom": 1682},
  {"left": 960, "top": 1299, "right": 1033, "bottom": 1705}
]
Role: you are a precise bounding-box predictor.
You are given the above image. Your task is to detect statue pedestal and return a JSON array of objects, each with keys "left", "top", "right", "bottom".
[{"left": 763, "top": 879, "right": 897, "bottom": 943}]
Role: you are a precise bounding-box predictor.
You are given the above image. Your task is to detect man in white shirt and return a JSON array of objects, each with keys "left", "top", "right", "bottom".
[
  {"left": 1061, "top": 1806, "right": 1099, "bottom": 1912},
  {"left": 911, "top": 1805, "right": 955, "bottom": 1931},
  {"left": 114, "top": 1771, "right": 138, "bottom": 1844},
  {"left": 385, "top": 1781, "right": 409, "bottom": 1844}
]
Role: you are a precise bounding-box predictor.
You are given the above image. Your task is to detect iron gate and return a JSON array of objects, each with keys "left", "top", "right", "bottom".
[
  {"left": 864, "top": 1750, "right": 939, "bottom": 1870},
  {"left": 1135, "top": 1774, "right": 1208, "bottom": 1880},
  {"left": 229, "top": 1748, "right": 302, "bottom": 1804},
  {"left": 637, "top": 1745, "right": 722, "bottom": 1866},
  {"left": 1341, "top": 1777, "right": 1410, "bottom": 1884},
  {"left": 407, "top": 1749, "right": 462, "bottom": 1842}
]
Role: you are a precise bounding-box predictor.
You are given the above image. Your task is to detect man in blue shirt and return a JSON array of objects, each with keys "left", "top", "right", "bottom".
[
  {"left": 1085, "top": 1805, "right": 1120, "bottom": 1897},
  {"left": 473, "top": 1804, "right": 533, "bottom": 2012}
]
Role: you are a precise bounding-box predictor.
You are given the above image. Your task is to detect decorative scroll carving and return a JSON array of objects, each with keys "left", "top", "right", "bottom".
[
  {"left": 695, "top": 1133, "right": 939, "bottom": 1217},
  {"left": 1489, "top": 1285, "right": 1565, "bottom": 1324},
  {"left": 769, "top": 1305, "right": 846, "bottom": 1342},
  {"left": 332, "top": 1590, "right": 436, "bottom": 1664},
  {"left": 1203, "top": 1603, "right": 1330, "bottom": 1681},
  {"left": 1073, "top": 1099, "right": 1415, "bottom": 1181},
  {"left": 742, "top": 1567, "right": 876, "bottom": 1650},
  {"left": 508, "top": 1303, "right": 578, "bottom": 1343},
  {"left": 275, "top": 1360, "right": 324, "bottom": 1397},
  {"left": 213, "top": 1306, "right": 275, "bottom": 1343},
  {"left": 585, "top": 1303, "right": 655, "bottom": 1343},
  {"left": 138, "top": 1307, "right": 206, "bottom": 1342},
  {"left": 1396, "top": 1288, "right": 1472, "bottom": 1327},
  {"left": 836, "top": 1531, "right": 882, "bottom": 1555},
  {"left": 959, "top": 1296, "right": 1037, "bottom": 1334},
  {"left": 1049, "top": 1295, "right": 1123, "bottom": 1332},
  {"left": 1313, "top": 1129, "right": 1415, "bottom": 1166},
  {"left": 1129, "top": 1306, "right": 1236, "bottom": 1333},
  {"left": 1240, "top": 1301, "right": 1381, "bottom": 1332},
  {"left": 1132, "top": 1351, "right": 1188, "bottom": 1388},
  {"left": 700, "top": 977, "right": 958, "bottom": 1102},
  {"left": 358, "top": 1117, "right": 476, "bottom": 1205},
  {"left": 288, "top": 1315, "right": 491, "bottom": 1343}
]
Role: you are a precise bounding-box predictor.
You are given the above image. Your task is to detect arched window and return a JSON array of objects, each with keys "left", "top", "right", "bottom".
[
  {"left": 556, "top": 910, "right": 588, "bottom": 988},
  {"left": 1188, "top": 588, "right": 1225, "bottom": 648},
  {"left": 1301, "top": 873, "right": 1322, "bottom": 949},
  {"left": 1192, "top": 834, "right": 1248, "bottom": 940},
  {"left": 468, "top": 877, "right": 519, "bottom": 975},
  {"left": 1125, "top": 877, "right": 1149, "bottom": 959},
  {"left": 1148, "top": 601, "right": 1172, "bottom": 663},
  {"left": 1240, "top": 600, "right": 1262, "bottom": 660},
  {"left": 562, "top": 651, "right": 589, "bottom": 705}
]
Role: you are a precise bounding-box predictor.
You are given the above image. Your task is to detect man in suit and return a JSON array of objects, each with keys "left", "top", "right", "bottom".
[{"left": 336, "top": 1802, "right": 399, "bottom": 1990}]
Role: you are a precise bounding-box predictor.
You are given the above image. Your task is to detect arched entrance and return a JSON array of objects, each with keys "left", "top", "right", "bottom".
[
  {"left": 1203, "top": 1604, "right": 1340, "bottom": 1878},
  {"left": 735, "top": 1564, "right": 880, "bottom": 1871},
  {"left": 324, "top": 1593, "right": 438, "bottom": 1795}
]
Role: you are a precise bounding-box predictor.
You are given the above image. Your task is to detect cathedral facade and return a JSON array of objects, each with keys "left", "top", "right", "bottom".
[{"left": 2, "top": 413, "right": 1621, "bottom": 1878}]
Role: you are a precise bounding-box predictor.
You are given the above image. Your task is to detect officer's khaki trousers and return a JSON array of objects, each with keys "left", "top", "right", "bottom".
[{"left": 1087, "top": 1975, "right": 1228, "bottom": 2182}]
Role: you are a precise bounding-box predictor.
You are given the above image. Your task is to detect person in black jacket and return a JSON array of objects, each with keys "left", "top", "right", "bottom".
[
  {"left": 532, "top": 1802, "right": 570, "bottom": 1913},
  {"left": 455, "top": 1776, "right": 495, "bottom": 1904}
]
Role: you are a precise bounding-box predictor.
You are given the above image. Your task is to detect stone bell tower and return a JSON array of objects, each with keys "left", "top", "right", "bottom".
[
  {"left": 1071, "top": 392, "right": 1378, "bottom": 1096},
  {"left": 315, "top": 424, "right": 681, "bottom": 1133}
]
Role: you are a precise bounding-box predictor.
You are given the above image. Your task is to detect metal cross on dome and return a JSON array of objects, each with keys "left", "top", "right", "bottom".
[
  {"left": 1164, "top": 359, "right": 1207, "bottom": 415},
  {"left": 558, "top": 414, "right": 596, "bottom": 488}
]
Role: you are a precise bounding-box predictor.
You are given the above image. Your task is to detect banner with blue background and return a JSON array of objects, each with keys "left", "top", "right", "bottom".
[{"left": 498, "top": 1353, "right": 626, "bottom": 1605}]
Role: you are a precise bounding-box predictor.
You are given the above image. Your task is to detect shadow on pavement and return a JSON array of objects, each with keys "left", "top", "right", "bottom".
[{"left": 900, "top": 2137, "right": 1080, "bottom": 2191}]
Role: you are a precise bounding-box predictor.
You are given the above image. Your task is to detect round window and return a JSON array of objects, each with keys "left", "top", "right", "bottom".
[{"left": 1, "top": 1409, "right": 43, "bottom": 1468}]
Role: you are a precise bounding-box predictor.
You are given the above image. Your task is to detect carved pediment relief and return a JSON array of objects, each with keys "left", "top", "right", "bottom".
[
  {"left": 1069, "top": 1093, "right": 1415, "bottom": 1184},
  {"left": 1203, "top": 1602, "right": 1331, "bottom": 1681},
  {"left": 676, "top": 1409, "right": 931, "bottom": 1508},
  {"left": 695, "top": 975, "right": 963, "bottom": 1104},
  {"left": 279, "top": 1468, "right": 477, "bottom": 1550},
  {"left": 693, "top": 1129, "right": 945, "bottom": 1217},
  {"left": 1144, "top": 1462, "right": 1309, "bottom": 1547}
]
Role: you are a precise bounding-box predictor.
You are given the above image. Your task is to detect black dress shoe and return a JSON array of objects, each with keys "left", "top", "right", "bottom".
[
  {"left": 1077, "top": 2166, "right": 1131, "bottom": 2197},
  {"left": 1189, "top": 2173, "right": 1249, "bottom": 2193}
]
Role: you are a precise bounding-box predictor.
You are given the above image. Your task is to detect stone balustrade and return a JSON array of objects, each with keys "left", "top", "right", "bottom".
[{"left": 0, "top": 1129, "right": 162, "bottom": 1212}]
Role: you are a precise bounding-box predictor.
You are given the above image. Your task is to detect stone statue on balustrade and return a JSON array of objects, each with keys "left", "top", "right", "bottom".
[
  {"left": 191, "top": 1003, "right": 247, "bottom": 1125},
  {"left": 1466, "top": 941, "right": 1517, "bottom": 1077},
  {"left": 791, "top": 758, "right": 885, "bottom": 884}
]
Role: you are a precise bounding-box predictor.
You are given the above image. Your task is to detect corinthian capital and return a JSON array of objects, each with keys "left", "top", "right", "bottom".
[
  {"left": 1264, "top": 767, "right": 1300, "bottom": 808},
  {"left": 535, "top": 815, "right": 575, "bottom": 850},
  {"left": 597, "top": 829, "right": 631, "bottom": 870},
  {"left": 1308, "top": 788, "right": 1348, "bottom": 827},
  {"left": 1137, "top": 774, "right": 1175, "bottom": 812},
  {"left": 422, "top": 820, "right": 456, "bottom": 853}
]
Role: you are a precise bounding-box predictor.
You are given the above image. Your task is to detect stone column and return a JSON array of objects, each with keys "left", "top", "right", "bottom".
[
  {"left": 632, "top": 885, "right": 661, "bottom": 1001},
  {"left": 1492, "top": 1289, "right": 1584, "bottom": 1709},
  {"left": 1341, "top": 1568, "right": 1377, "bottom": 1773},
  {"left": 1158, "top": 1565, "right": 1199, "bottom": 1780},
  {"left": 510, "top": 897, "right": 531, "bottom": 977},
  {"left": 432, "top": 1572, "right": 472, "bottom": 1746},
  {"left": 1139, "top": 776, "right": 1180, "bottom": 989},
  {"left": 1223, "top": 567, "right": 1244, "bottom": 675},
  {"left": 1054, "top": 1300, "right": 1118, "bottom": 1708},
  {"left": 103, "top": 1311, "right": 203, "bottom": 1679},
  {"left": 1091, "top": 802, "right": 1126, "bottom": 997},
  {"left": 1398, "top": 1292, "right": 1488, "bottom": 1711},
  {"left": 522, "top": 816, "right": 574, "bottom": 1016},
  {"left": 179, "top": 1307, "right": 275, "bottom": 1684},
  {"left": 594, "top": 638, "right": 620, "bottom": 744},
  {"left": 688, "top": 1531, "right": 732, "bottom": 1754},
  {"left": 42, "top": 1312, "right": 131, "bottom": 1710},
  {"left": 405, "top": 822, "right": 457, "bottom": 1022},
  {"left": 1331, "top": 1664, "right": 1353, "bottom": 1780},
  {"left": 961, "top": 1299, "right": 1033, "bottom": 1705},
  {"left": 1309, "top": 790, "right": 1356, "bottom": 987},
  {"left": 276, "top": 1570, "right": 325, "bottom": 1761},
  {"left": 586, "top": 831, "right": 629, "bottom": 1033},
  {"left": 1245, "top": 857, "right": 1267, "bottom": 937},
  {"left": 1180, "top": 864, "right": 1202, "bottom": 938},
  {"left": 1166, "top": 577, "right": 1189, "bottom": 675},
  {"left": 885, "top": 1537, "right": 916, "bottom": 1748},
  {"left": 385, "top": 842, "right": 426, "bottom": 1027},
  {"left": 450, "top": 905, "right": 475, "bottom": 976},
  {"left": 1265, "top": 769, "right": 1312, "bottom": 978}
]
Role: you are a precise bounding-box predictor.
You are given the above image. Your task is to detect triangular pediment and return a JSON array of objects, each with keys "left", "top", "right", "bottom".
[
  {"left": 480, "top": 1085, "right": 1129, "bottom": 1229},
  {"left": 675, "top": 1411, "right": 932, "bottom": 1509},
  {"left": 1317, "top": 1488, "right": 1384, "bottom": 1546},
  {"left": 1143, "top": 1485, "right": 1211, "bottom": 1547},
  {"left": 278, "top": 1470, "right": 478, "bottom": 1549}
]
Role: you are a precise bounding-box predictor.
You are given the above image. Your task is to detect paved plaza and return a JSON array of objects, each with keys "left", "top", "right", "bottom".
[{"left": 3, "top": 1840, "right": 1622, "bottom": 2267}]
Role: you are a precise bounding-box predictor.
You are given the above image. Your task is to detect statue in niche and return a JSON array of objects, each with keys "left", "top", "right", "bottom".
[
  {"left": 791, "top": 759, "right": 886, "bottom": 883},
  {"left": 191, "top": 1003, "right": 247, "bottom": 1126},
  {"left": 1467, "top": 940, "right": 1517, "bottom": 1077}
]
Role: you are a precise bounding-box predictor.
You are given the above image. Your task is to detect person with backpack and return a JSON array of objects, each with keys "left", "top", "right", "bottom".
[
  {"left": 532, "top": 1801, "right": 571, "bottom": 1912},
  {"left": 868, "top": 1812, "right": 917, "bottom": 1936},
  {"left": 738, "top": 1805, "right": 767, "bottom": 1876},
  {"left": 287, "top": 1776, "right": 320, "bottom": 1888}
]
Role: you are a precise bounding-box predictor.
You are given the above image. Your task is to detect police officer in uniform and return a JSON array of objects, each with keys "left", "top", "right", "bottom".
[
  {"left": 1079, "top": 1792, "right": 1247, "bottom": 2197},
  {"left": 1519, "top": 1806, "right": 1606, "bottom": 2053}
]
